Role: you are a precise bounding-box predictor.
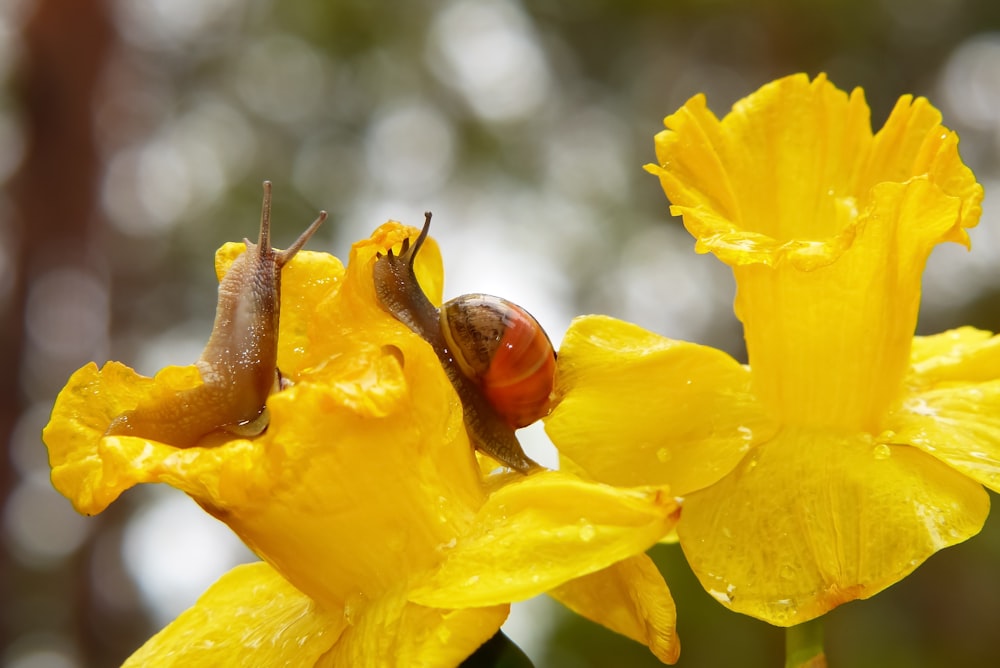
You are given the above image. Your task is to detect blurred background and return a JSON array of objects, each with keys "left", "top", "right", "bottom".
[{"left": 2, "top": 0, "right": 1000, "bottom": 666}]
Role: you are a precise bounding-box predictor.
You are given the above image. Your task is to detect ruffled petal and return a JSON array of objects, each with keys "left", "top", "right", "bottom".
[
  {"left": 678, "top": 428, "right": 989, "bottom": 626},
  {"left": 648, "top": 73, "right": 873, "bottom": 269},
  {"left": 44, "top": 361, "right": 203, "bottom": 515},
  {"left": 321, "top": 583, "right": 508, "bottom": 668},
  {"left": 301, "top": 221, "right": 444, "bottom": 369},
  {"left": 544, "top": 315, "right": 774, "bottom": 495},
  {"left": 548, "top": 553, "right": 679, "bottom": 664},
  {"left": 122, "top": 562, "right": 345, "bottom": 667},
  {"left": 885, "top": 327, "right": 1000, "bottom": 492},
  {"left": 866, "top": 96, "right": 983, "bottom": 240},
  {"left": 409, "top": 471, "right": 679, "bottom": 608}
]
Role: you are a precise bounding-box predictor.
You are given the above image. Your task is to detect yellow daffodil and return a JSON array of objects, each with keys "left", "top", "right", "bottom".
[
  {"left": 545, "top": 73, "right": 994, "bottom": 626},
  {"left": 44, "top": 222, "right": 682, "bottom": 665}
]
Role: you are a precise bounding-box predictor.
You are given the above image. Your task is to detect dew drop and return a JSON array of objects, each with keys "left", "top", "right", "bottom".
[
  {"left": 780, "top": 564, "right": 796, "bottom": 580},
  {"left": 578, "top": 521, "right": 596, "bottom": 542},
  {"left": 708, "top": 588, "right": 733, "bottom": 604},
  {"left": 872, "top": 443, "right": 892, "bottom": 460},
  {"left": 436, "top": 537, "right": 457, "bottom": 552},
  {"left": 656, "top": 448, "right": 671, "bottom": 464},
  {"left": 343, "top": 591, "right": 366, "bottom": 624}
]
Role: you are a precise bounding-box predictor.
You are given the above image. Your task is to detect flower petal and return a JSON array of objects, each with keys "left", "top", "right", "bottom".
[
  {"left": 886, "top": 327, "right": 1000, "bottom": 492},
  {"left": 409, "top": 471, "right": 679, "bottom": 608},
  {"left": 321, "top": 583, "right": 508, "bottom": 667},
  {"left": 122, "top": 562, "right": 345, "bottom": 667},
  {"left": 301, "top": 221, "right": 444, "bottom": 372},
  {"left": 909, "top": 326, "right": 1000, "bottom": 382},
  {"left": 648, "top": 73, "right": 873, "bottom": 269},
  {"left": 866, "top": 95, "right": 983, "bottom": 240},
  {"left": 43, "top": 361, "right": 203, "bottom": 515},
  {"left": 544, "top": 315, "right": 773, "bottom": 495},
  {"left": 215, "top": 242, "right": 347, "bottom": 378},
  {"left": 678, "top": 427, "right": 989, "bottom": 626},
  {"left": 277, "top": 250, "right": 346, "bottom": 377},
  {"left": 548, "top": 553, "right": 679, "bottom": 664}
]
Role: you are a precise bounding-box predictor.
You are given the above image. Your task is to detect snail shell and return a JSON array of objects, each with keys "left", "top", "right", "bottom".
[
  {"left": 373, "top": 213, "right": 554, "bottom": 473},
  {"left": 105, "top": 181, "right": 326, "bottom": 446},
  {"left": 440, "top": 294, "right": 555, "bottom": 429}
]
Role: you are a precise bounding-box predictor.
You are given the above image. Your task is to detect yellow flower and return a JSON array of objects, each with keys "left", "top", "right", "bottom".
[
  {"left": 43, "top": 223, "right": 681, "bottom": 665},
  {"left": 545, "top": 73, "right": 993, "bottom": 626}
]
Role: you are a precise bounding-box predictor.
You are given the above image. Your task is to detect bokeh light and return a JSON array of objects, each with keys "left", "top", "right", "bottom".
[
  {"left": 121, "top": 489, "right": 255, "bottom": 627},
  {"left": 427, "top": 0, "right": 553, "bottom": 123}
]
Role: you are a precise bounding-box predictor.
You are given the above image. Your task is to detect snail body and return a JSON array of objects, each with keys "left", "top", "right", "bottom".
[
  {"left": 105, "top": 181, "right": 326, "bottom": 446},
  {"left": 373, "top": 213, "right": 554, "bottom": 473}
]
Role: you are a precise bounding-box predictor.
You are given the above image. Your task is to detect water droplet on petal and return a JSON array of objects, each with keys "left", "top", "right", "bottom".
[
  {"left": 343, "top": 591, "right": 366, "bottom": 624},
  {"left": 436, "top": 537, "right": 457, "bottom": 552},
  {"left": 878, "top": 429, "right": 897, "bottom": 442},
  {"left": 578, "top": 520, "right": 596, "bottom": 542},
  {"left": 656, "top": 448, "right": 671, "bottom": 463},
  {"left": 780, "top": 564, "right": 796, "bottom": 580},
  {"left": 873, "top": 443, "right": 892, "bottom": 460},
  {"left": 708, "top": 588, "right": 733, "bottom": 604}
]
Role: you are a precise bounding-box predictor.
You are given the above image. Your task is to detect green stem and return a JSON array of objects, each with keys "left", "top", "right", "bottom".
[{"left": 785, "top": 617, "right": 826, "bottom": 668}]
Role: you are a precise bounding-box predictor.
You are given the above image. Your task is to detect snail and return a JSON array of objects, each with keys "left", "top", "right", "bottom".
[
  {"left": 373, "top": 213, "right": 555, "bottom": 473},
  {"left": 105, "top": 181, "right": 327, "bottom": 447}
]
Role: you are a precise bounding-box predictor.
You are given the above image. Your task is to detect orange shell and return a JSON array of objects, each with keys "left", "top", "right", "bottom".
[{"left": 441, "top": 294, "right": 556, "bottom": 428}]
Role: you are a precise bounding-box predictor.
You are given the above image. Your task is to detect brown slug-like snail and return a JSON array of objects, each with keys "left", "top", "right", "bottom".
[
  {"left": 373, "top": 213, "right": 555, "bottom": 473},
  {"left": 105, "top": 181, "right": 326, "bottom": 446}
]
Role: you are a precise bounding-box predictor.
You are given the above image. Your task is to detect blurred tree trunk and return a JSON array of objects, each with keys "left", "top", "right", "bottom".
[{"left": 3, "top": 0, "right": 121, "bottom": 664}]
